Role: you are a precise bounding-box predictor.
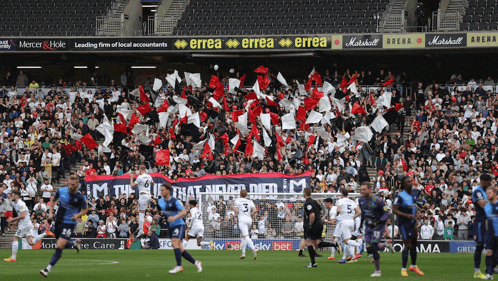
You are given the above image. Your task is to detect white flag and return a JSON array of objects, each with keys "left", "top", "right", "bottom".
[
  {"left": 279, "top": 99, "right": 296, "bottom": 111},
  {"left": 208, "top": 134, "right": 216, "bottom": 151},
  {"left": 158, "top": 112, "right": 169, "bottom": 128},
  {"left": 230, "top": 135, "right": 240, "bottom": 146},
  {"left": 172, "top": 96, "right": 188, "bottom": 105},
  {"left": 71, "top": 133, "right": 83, "bottom": 141},
  {"left": 187, "top": 112, "right": 201, "bottom": 128},
  {"left": 318, "top": 96, "right": 331, "bottom": 112},
  {"left": 322, "top": 81, "right": 335, "bottom": 96},
  {"left": 235, "top": 113, "right": 250, "bottom": 134},
  {"left": 193, "top": 139, "right": 207, "bottom": 151},
  {"left": 132, "top": 124, "right": 149, "bottom": 135},
  {"left": 282, "top": 113, "right": 296, "bottom": 130},
  {"left": 208, "top": 97, "right": 222, "bottom": 109},
  {"left": 297, "top": 82, "right": 306, "bottom": 96},
  {"left": 260, "top": 113, "right": 272, "bottom": 132},
  {"left": 382, "top": 92, "right": 392, "bottom": 108},
  {"left": 331, "top": 97, "right": 345, "bottom": 113},
  {"left": 277, "top": 72, "right": 289, "bottom": 88},
  {"left": 306, "top": 111, "right": 323, "bottom": 124},
  {"left": 185, "top": 72, "right": 202, "bottom": 89},
  {"left": 262, "top": 128, "right": 272, "bottom": 147},
  {"left": 352, "top": 126, "right": 373, "bottom": 143},
  {"left": 229, "top": 78, "right": 241, "bottom": 94},
  {"left": 252, "top": 80, "right": 261, "bottom": 98},
  {"left": 314, "top": 126, "right": 330, "bottom": 141},
  {"left": 253, "top": 141, "right": 265, "bottom": 160},
  {"left": 153, "top": 78, "right": 163, "bottom": 92},
  {"left": 166, "top": 70, "right": 181, "bottom": 88},
  {"left": 178, "top": 104, "right": 192, "bottom": 118},
  {"left": 154, "top": 95, "right": 166, "bottom": 109},
  {"left": 348, "top": 82, "right": 358, "bottom": 95},
  {"left": 96, "top": 115, "right": 114, "bottom": 147},
  {"left": 371, "top": 115, "right": 389, "bottom": 133},
  {"left": 130, "top": 88, "right": 140, "bottom": 97},
  {"left": 336, "top": 133, "right": 350, "bottom": 144}
]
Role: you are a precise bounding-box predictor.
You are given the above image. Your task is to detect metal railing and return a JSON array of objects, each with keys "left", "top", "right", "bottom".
[
  {"left": 438, "top": 12, "right": 460, "bottom": 31},
  {"left": 147, "top": 0, "right": 189, "bottom": 35},
  {"left": 96, "top": 15, "right": 124, "bottom": 36},
  {"left": 378, "top": 0, "right": 406, "bottom": 33}
]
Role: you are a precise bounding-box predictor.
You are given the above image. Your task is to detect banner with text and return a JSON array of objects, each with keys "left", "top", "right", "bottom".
[
  {"left": 425, "top": 33, "right": 466, "bottom": 48},
  {"left": 85, "top": 172, "right": 311, "bottom": 201}
]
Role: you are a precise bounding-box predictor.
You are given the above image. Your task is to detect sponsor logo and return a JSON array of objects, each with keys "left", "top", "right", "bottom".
[
  {"left": 18, "top": 40, "right": 67, "bottom": 50},
  {"left": 383, "top": 34, "right": 425, "bottom": 49},
  {"left": 226, "top": 241, "right": 241, "bottom": 250},
  {"left": 387, "top": 241, "right": 446, "bottom": 253},
  {"left": 39, "top": 239, "right": 125, "bottom": 249},
  {"left": 467, "top": 32, "right": 498, "bottom": 47},
  {"left": 427, "top": 36, "right": 463, "bottom": 46},
  {"left": 0, "top": 39, "right": 16, "bottom": 51},
  {"left": 272, "top": 241, "right": 292, "bottom": 251},
  {"left": 345, "top": 37, "right": 380, "bottom": 47},
  {"left": 425, "top": 34, "right": 466, "bottom": 47}
]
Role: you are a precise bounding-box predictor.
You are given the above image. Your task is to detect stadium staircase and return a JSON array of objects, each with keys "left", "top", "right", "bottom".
[
  {"left": 0, "top": 230, "right": 16, "bottom": 250},
  {"left": 435, "top": 0, "right": 468, "bottom": 31},
  {"left": 149, "top": 0, "right": 190, "bottom": 35},
  {"left": 378, "top": 0, "right": 406, "bottom": 33},
  {"left": 96, "top": 0, "right": 130, "bottom": 36}
]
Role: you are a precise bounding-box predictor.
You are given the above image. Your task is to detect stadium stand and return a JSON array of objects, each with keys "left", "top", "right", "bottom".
[
  {"left": 173, "top": 0, "right": 390, "bottom": 35},
  {"left": 0, "top": 0, "right": 113, "bottom": 36},
  {"left": 460, "top": 0, "right": 498, "bottom": 31}
]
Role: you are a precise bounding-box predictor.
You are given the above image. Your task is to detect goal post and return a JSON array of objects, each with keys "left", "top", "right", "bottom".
[{"left": 198, "top": 192, "right": 360, "bottom": 251}]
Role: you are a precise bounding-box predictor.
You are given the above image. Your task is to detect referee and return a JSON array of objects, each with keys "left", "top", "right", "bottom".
[{"left": 303, "top": 187, "right": 323, "bottom": 268}]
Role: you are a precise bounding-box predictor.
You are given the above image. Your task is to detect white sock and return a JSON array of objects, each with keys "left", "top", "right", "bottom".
[
  {"left": 46, "top": 264, "right": 53, "bottom": 272},
  {"left": 331, "top": 247, "right": 335, "bottom": 257},
  {"left": 241, "top": 238, "right": 247, "bottom": 255},
  {"left": 347, "top": 240, "right": 361, "bottom": 247},
  {"left": 245, "top": 237, "right": 255, "bottom": 252},
  {"left": 138, "top": 213, "right": 145, "bottom": 233},
  {"left": 356, "top": 239, "right": 363, "bottom": 253},
  {"left": 12, "top": 240, "right": 18, "bottom": 259},
  {"left": 182, "top": 240, "right": 188, "bottom": 248},
  {"left": 200, "top": 241, "right": 210, "bottom": 246},
  {"left": 33, "top": 232, "right": 47, "bottom": 244},
  {"left": 342, "top": 244, "right": 348, "bottom": 260},
  {"left": 350, "top": 246, "right": 355, "bottom": 256}
]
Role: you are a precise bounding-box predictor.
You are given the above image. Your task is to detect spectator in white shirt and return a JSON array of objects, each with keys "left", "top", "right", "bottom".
[
  {"left": 387, "top": 219, "right": 399, "bottom": 239},
  {"left": 457, "top": 210, "right": 471, "bottom": 240},
  {"left": 420, "top": 219, "right": 434, "bottom": 240},
  {"left": 33, "top": 198, "right": 47, "bottom": 213},
  {"left": 40, "top": 178, "right": 54, "bottom": 201}
]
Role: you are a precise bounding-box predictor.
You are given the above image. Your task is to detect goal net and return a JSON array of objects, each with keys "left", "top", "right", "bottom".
[{"left": 198, "top": 192, "right": 360, "bottom": 251}]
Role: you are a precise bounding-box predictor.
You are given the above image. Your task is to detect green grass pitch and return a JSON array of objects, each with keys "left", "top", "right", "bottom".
[{"left": 1, "top": 249, "right": 479, "bottom": 280}]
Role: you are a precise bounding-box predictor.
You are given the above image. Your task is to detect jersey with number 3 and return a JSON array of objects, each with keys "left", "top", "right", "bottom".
[
  {"left": 189, "top": 207, "right": 203, "bottom": 227},
  {"left": 235, "top": 198, "right": 255, "bottom": 222},
  {"left": 136, "top": 174, "right": 153, "bottom": 194},
  {"left": 336, "top": 198, "right": 357, "bottom": 222}
]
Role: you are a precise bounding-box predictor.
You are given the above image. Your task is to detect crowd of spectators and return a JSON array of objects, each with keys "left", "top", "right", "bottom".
[{"left": 0, "top": 68, "right": 496, "bottom": 242}]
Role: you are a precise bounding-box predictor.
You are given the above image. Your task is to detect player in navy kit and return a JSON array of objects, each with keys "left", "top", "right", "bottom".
[
  {"left": 473, "top": 173, "right": 491, "bottom": 278},
  {"left": 40, "top": 175, "right": 88, "bottom": 278},
  {"left": 358, "top": 182, "right": 392, "bottom": 277},
  {"left": 483, "top": 186, "right": 498, "bottom": 280},
  {"left": 157, "top": 182, "right": 202, "bottom": 274},
  {"left": 393, "top": 176, "right": 424, "bottom": 277}
]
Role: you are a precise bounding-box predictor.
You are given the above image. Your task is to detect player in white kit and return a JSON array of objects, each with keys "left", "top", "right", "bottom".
[
  {"left": 184, "top": 200, "right": 212, "bottom": 249},
  {"left": 234, "top": 189, "right": 258, "bottom": 259},
  {"left": 324, "top": 198, "right": 342, "bottom": 260},
  {"left": 335, "top": 188, "right": 362, "bottom": 264},
  {"left": 130, "top": 164, "right": 154, "bottom": 238},
  {"left": 4, "top": 190, "right": 54, "bottom": 262}
]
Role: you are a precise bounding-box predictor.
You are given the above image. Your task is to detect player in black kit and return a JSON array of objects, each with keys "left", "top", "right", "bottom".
[{"left": 303, "top": 187, "right": 323, "bottom": 268}]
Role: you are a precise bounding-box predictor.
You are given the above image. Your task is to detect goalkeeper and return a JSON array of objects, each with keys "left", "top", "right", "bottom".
[{"left": 358, "top": 182, "right": 394, "bottom": 278}]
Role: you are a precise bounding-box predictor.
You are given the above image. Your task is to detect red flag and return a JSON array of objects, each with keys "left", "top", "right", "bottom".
[
  {"left": 68, "top": 144, "right": 78, "bottom": 152},
  {"left": 304, "top": 76, "right": 313, "bottom": 91},
  {"left": 254, "top": 65, "right": 269, "bottom": 74},
  {"left": 154, "top": 135, "right": 161, "bottom": 146},
  {"left": 299, "top": 120, "right": 309, "bottom": 131},
  {"left": 200, "top": 112, "right": 208, "bottom": 122},
  {"left": 157, "top": 98, "right": 169, "bottom": 113},
  {"left": 114, "top": 123, "right": 127, "bottom": 134},
  {"left": 209, "top": 75, "right": 222, "bottom": 89},
  {"left": 270, "top": 112, "right": 279, "bottom": 125},
  {"left": 168, "top": 127, "right": 176, "bottom": 141},
  {"left": 222, "top": 96, "right": 230, "bottom": 111},
  {"left": 244, "top": 138, "right": 253, "bottom": 156},
  {"left": 303, "top": 152, "right": 309, "bottom": 165},
  {"left": 311, "top": 87, "right": 324, "bottom": 100},
  {"left": 181, "top": 86, "right": 187, "bottom": 100},
  {"left": 257, "top": 74, "right": 270, "bottom": 90},
  {"left": 266, "top": 97, "right": 279, "bottom": 107},
  {"left": 139, "top": 86, "right": 149, "bottom": 103},
  {"left": 244, "top": 92, "right": 258, "bottom": 100},
  {"left": 296, "top": 106, "right": 306, "bottom": 121},
  {"left": 351, "top": 102, "right": 367, "bottom": 114},
  {"left": 118, "top": 113, "right": 126, "bottom": 124},
  {"left": 276, "top": 133, "right": 285, "bottom": 148},
  {"left": 380, "top": 77, "right": 394, "bottom": 87},
  {"left": 201, "top": 142, "right": 213, "bottom": 161},
  {"left": 85, "top": 168, "right": 97, "bottom": 176},
  {"left": 239, "top": 74, "right": 246, "bottom": 88},
  {"left": 75, "top": 140, "right": 83, "bottom": 151},
  {"left": 394, "top": 103, "right": 404, "bottom": 111},
  {"left": 276, "top": 147, "right": 283, "bottom": 161},
  {"left": 348, "top": 74, "right": 357, "bottom": 86},
  {"left": 219, "top": 133, "right": 230, "bottom": 156},
  {"left": 128, "top": 114, "right": 139, "bottom": 129},
  {"left": 285, "top": 135, "right": 292, "bottom": 143},
  {"left": 369, "top": 93, "right": 375, "bottom": 105},
  {"left": 80, "top": 133, "right": 98, "bottom": 150},
  {"left": 339, "top": 76, "right": 348, "bottom": 90},
  {"left": 304, "top": 97, "right": 319, "bottom": 111},
  {"left": 311, "top": 72, "right": 323, "bottom": 86},
  {"left": 249, "top": 125, "right": 261, "bottom": 141},
  {"left": 136, "top": 104, "right": 152, "bottom": 116},
  {"left": 155, "top": 149, "right": 170, "bottom": 166},
  {"left": 233, "top": 136, "right": 241, "bottom": 152},
  {"left": 307, "top": 135, "right": 316, "bottom": 151},
  {"left": 249, "top": 105, "right": 262, "bottom": 124},
  {"left": 231, "top": 110, "right": 244, "bottom": 123},
  {"left": 180, "top": 112, "right": 188, "bottom": 123}
]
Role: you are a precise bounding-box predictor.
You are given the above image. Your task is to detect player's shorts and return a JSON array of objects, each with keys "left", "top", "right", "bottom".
[
  {"left": 15, "top": 222, "right": 35, "bottom": 239},
  {"left": 4, "top": 211, "right": 13, "bottom": 218},
  {"left": 54, "top": 222, "right": 76, "bottom": 240},
  {"left": 399, "top": 224, "right": 416, "bottom": 240},
  {"left": 304, "top": 222, "right": 323, "bottom": 240},
  {"left": 138, "top": 193, "right": 151, "bottom": 211},
  {"left": 238, "top": 219, "right": 252, "bottom": 237},
  {"left": 188, "top": 224, "right": 204, "bottom": 238},
  {"left": 485, "top": 231, "right": 498, "bottom": 250},
  {"left": 353, "top": 219, "right": 364, "bottom": 237},
  {"left": 170, "top": 224, "right": 186, "bottom": 239},
  {"left": 333, "top": 221, "right": 342, "bottom": 238},
  {"left": 334, "top": 220, "right": 354, "bottom": 240},
  {"left": 475, "top": 220, "right": 487, "bottom": 244},
  {"left": 364, "top": 224, "right": 385, "bottom": 244}
]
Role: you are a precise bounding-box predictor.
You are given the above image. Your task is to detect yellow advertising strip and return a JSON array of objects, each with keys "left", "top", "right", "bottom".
[
  {"left": 383, "top": 33, "right": 425, "bottom": 49},
  {"left": 467, "top": 32, "right": 498, "bottom": 47},
  {"left": 331, "top": 35, "right": 342, "bottom": 50}
]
